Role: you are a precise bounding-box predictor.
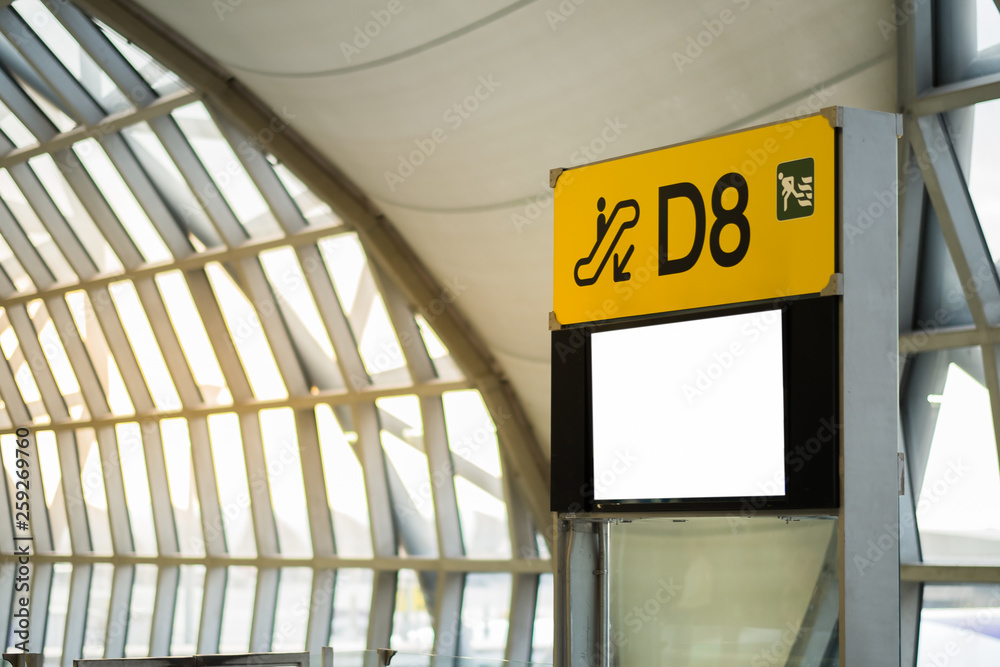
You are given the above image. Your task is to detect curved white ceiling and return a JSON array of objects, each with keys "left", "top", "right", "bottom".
[{"left": 136, "top": 0, "right": 898, "bottom": 452}]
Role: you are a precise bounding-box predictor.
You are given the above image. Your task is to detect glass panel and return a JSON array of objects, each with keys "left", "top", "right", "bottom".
[
  {"left": 461, "top": 573, "right": 511, "bottom": 660},
  {"left": 415, "top": 314, "right": 460, "bottom": 381},
  {"left": 532, "top": 574, "right": 554, "bottom": 664},
  {"left": 171, "top": 565, "right": 205, "bottom": 655},
  {"left": 978, "top": 0, "right": 1000, "bottom": 51},
  {"left": 28, "top": 154, "right": 122, "bottom": 274},
  {"left": 77, "top": 427, "right": 113, "bottom": 553},
  {"left": 0, "top": 234, "right": 34, "bottom": 292},
  {"left": 120, "top": 121, "right": 220, "bottom": 250},
  {"left": 19, "top": 78, "right": 77, "bottom": 133},
  {"left": 31, "top": 299, "right": 87, "bottom": 421},
  {"left": 219, "top": 566, "right": 257, "bottom": 652},
  {"left": 208, "top": 412, "right": 256, "bottom": 556},
  {"left": 392, "top": 569, "right": 433, "bottom": 657},
  {"left": 109, "top": 280, "right": 181, "bottom": 411},
  {"left": 65, "top": 290, "right": 134, "bottom": 416},
  {"left": 378, "top": 396, "right": 437, "bottom": 555},
  {"left": 36, "top": 429, "right": 70, "bottom": 552},
  {"left": 272, "top": 567, "right": 313, "bottom": 650},
  {"left": 259, "top": 246, "right": 339, "bottom": 373},
  {"left": 443, "top": 391, "right": 502, "bottom": 477},
  {"left": 0, "top": 99, "right": 36, "bottom": 147},
  {"left": 82, "top": 563, "right": 114, "bottom": 658},
  {"left": 359, "top": 294, "right": 409, "bottom": 383},
  {"left": 316, "top": 404, "right": 372, "bottom": 558},
  {"left": 161, "top": 417, "right": 204, "bottom": 557},
  {"left": 43, "top": 563, "right": 73, "bottom": 667},
  {"left": 97, "top": 21, "right": 189, "bottom": 97},
  {"left": 331, "top": 568, "right": 373, "bottom": 650},
  {"left": 273, "top": 163, "right": 341, "bottom": 227},
  {"left": 0, "top": 313, "right": 46, "bottom": 423},
  {"left": 0, "top": 169, "right": 76, "bottom": 284},
  {"left": 259, "top": 407, "right": 311, "bottom": 557},
  {"left": 918, "top": 359, "right": 1000, "bottom": 563},
  {"left": 155, "top": 270, "right": 231, "bottom": 405},
  {"left": 318, "top": 234, "right": 365, "bottom": 315},
  {"left": 125, "top": 564, "right": 157, "bottom": 657},
  {"left": 1, "top": 325, "right": 47, "bottom": 423},
  {"left": 970, "top": 99, "right": 1000, "bottom": 264},
  {"left": 13, "top": 0, "right": 131, "bottom": 113},
  {"left": 73, "top": 138, "right": 173, "bottom": 264},
  {"left": 918, "top": 584, "right": 1000, "bottom": 666},
  {"left": 116, "top": 422, "right": 158, "bottom": 555},
  {"left": 205, "top": 262, "right": 287, "bottom": 401},
  {"left": 455, "top": 476, "right": 510, "bottom": 559},
  {"left": 172, "top": 102, "right": 281, "bottom": 238},
  {"left": 609, "top": 516, "right": 838, "bottom": 666}
]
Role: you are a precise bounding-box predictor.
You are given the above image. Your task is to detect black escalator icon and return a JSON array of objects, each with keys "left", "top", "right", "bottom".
[{"left": 574, "top": 197, "right": 639, "bottom": 286}]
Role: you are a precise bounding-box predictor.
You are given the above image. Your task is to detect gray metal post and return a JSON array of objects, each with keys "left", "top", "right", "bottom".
[
  {"left": 554, "top": 518, "right": 599, "bottom": 667},
  {"left": 838, "top": 107, "right": 901, "bottom": 666}
]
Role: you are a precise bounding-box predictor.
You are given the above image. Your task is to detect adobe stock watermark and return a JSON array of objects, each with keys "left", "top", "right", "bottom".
[
  {"left": 728, "top": 416, "right": 840, "bottom": 530},
  {"left": 920, "top": 586, "right": 1000, "bottom": 667},
  {"left": 340, "top": 0, "right": 407, "bottom": 63},
  {"left": 383, "top": 75, "right": 502, "bottom": 192},
  {"left": 347, "top": 276, "right": 468, "bottom": 387},
  {"left": 854, "top": 458, "right": 970, "bottom": 575},
  {"left": 585, "top": 576, "right": 683, "bottom": 662},
  {"left": 185, "top": 105, "right": 298, "bottom": 209},
  {"left": 545, "top": 0, "right": 589, "bottom": 31},
  {"left": 750, "top": 620, "right": 807, "bottom": 667},
  {"left": 672, "top": 0, "right": 752, "bottom": 72},
  {"left": 876, "top": 0, "right": 929, "bottom": 40},
  {"left": 510, "top": 116, "right": 628, "bottom": 234},
  {"left": 681, "top": 308, "right": 779, "bottom": 405},
  {"left": 395, "top": 404, "right": 514, "bottom": 522}
]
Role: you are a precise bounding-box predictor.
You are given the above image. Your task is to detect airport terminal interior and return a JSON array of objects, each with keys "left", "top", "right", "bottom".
[{"left": 0, "top": 0, "right": 997, "bottom": 665}]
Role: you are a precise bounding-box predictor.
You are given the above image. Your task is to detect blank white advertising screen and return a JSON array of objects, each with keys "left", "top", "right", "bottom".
[{"left": 590, "top": 310, "right": 785, "bottom": 501}]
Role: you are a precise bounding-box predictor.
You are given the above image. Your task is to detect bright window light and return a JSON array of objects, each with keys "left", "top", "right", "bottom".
[
  {"left": 116, "top": 422, "right": 157, "bottom": 555},
  {"left": 109, "top": 280, "right": 181, "bottom": 410},
  {"left": 205, "top": 262, "right": 288, "bottom": 401}
]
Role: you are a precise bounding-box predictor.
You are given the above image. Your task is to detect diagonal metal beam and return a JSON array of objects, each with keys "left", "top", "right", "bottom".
[
  {"left": 305, "top": 569, "right": 334, "bottom": 656},
  {"left": 149, "top": 565, "right": 178, "bottom": 655},
  {"left": 103, "top": 564, "right": 133, "bottom": 657},
  {"left": 61, "top": 563, "right": 92, "bottom": 667},
  {"left": 196, "top": 566, "right": 226, "bottom": 653},
  {"left": 28, "top": 562, "right": 52, "bottom": 652},
  {"left": 909, "top": 70, "right": 1000, "bottom": 116},
  {"left": 249, "top": 567, "right": 279, "bottom": 652},
  {"left": 910, "top": 114, "right": 1000, "bottom": 327},
  {"left": 377, "top": 267, "right": 464, "bottom": 560},
  {"left": 0, "top": 89, "right": 198, "bottom": 169}
]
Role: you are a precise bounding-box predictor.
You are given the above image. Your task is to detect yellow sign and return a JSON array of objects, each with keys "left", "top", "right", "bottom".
[{"left": 553, "top": 114, "right": 835, "bottom": 325}]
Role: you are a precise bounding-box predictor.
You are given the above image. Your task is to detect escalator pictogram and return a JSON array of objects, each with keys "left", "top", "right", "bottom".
[{"left": 574, "top": 197, "right": 640, "bottom": 286}]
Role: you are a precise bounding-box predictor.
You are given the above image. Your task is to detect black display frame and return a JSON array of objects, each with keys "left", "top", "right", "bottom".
[{"left": 550, "top": 295, "right": 840, "bottom": 514}]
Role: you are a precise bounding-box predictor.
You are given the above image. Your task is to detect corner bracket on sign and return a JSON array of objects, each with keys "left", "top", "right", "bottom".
[
  {"left": 550, "top": 167, "right": 565, "bottom": 189},
  {"left": 819, "top": 106, "right": 844, "bottom": 129},
  {"left": 820, "top": 273, "right": 844, "bottom": 296},
  {"left": 549, "top": 311, "right": 563, "bottom": 331}
]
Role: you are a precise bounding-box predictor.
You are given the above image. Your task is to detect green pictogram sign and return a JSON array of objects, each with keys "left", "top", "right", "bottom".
[{"left": 776, "top": 157, "right": 815, "bottom": 221}]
